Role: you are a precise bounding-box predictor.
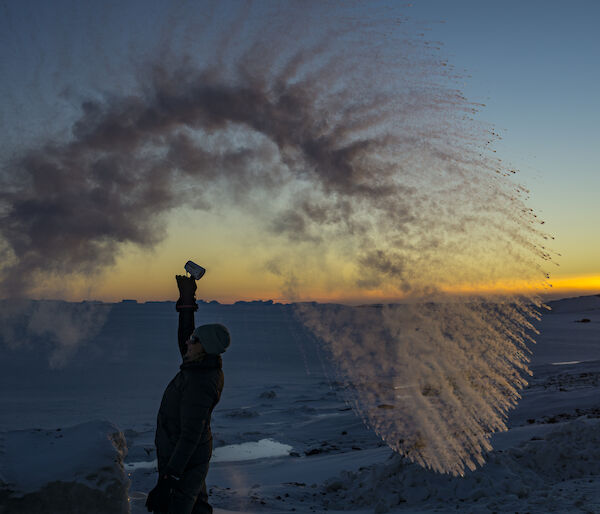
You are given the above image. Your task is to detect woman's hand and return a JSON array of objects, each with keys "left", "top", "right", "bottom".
[
  {"left": 145, "top": 474, "right": 177, "bottom": 512},
  {"left": 176, "top": 275, "right": 198, "bottom": 312},
  {"left": 176, "top": 274, "right": 197, "bottom": 296}
]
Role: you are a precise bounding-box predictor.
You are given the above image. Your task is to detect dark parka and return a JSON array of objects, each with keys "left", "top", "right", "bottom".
[{"left": 155, "top": 355, "right": 224, "bottom": 477}]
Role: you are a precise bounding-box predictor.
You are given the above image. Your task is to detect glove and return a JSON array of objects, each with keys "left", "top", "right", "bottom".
[
  {"left": 175, "top": 275, "right": 198, "bottom": 312},
  {"left": 145, "top": 474, "right": 178, "bottom": 512}
]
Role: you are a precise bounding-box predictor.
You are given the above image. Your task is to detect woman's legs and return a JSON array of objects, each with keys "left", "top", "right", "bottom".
[{"left": 168, "top": 440, "right": 213, "bottom": 514}]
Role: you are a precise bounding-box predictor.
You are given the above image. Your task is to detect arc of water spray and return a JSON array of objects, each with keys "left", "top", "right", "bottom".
[{"left": 0, "top": 1, "right": 549, "bottom": 474}]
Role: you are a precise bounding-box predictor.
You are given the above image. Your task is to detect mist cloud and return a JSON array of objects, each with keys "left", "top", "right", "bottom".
[
  {"left": 296, "top": 297, "right": 541, "bottom": 476},
  {"left": 0, "top": 1, "right": 549, "bottom": 474},
  {"left": 0, "top": 300, "right": 110, "bottom": 368},
  {"left": 0, "top": 2, "right": 547, "bottom": 298}
]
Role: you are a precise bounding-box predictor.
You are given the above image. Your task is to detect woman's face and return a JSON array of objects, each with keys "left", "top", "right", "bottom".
[{"left": 185, "top": 335, "right": 206, "bottom": 360}]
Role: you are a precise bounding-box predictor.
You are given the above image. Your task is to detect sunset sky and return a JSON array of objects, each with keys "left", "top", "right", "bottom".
[
  {"left": 0, "top": 0, "right": 597, "bottom": 303},
  {"left": 410, "top": 0, "right": 600, "bottom": 298}
]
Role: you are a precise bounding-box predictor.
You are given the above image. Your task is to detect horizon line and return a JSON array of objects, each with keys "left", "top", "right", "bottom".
[{"left": 2, "top": 291, "right": 599, "bottom": 306}]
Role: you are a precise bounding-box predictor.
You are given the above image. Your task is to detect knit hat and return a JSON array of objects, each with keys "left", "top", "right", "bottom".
[{"left": 192, "top": 324, "right": 230, "bottom": 355}]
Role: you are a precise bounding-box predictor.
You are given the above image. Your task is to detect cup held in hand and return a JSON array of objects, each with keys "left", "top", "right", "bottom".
[{"left": 185, "top": 260, "right": 206, "bottom": 280}]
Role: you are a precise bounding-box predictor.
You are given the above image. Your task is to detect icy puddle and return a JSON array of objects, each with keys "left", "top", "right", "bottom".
[
  {"left": 125, "top": 460, "right": 157, "bottom": 471},
  {"left": 126, "top": 439, "right": 292, "bottom": 471},
  {"left": 212, "top": 438, "right": 293, "bottom": 462}
]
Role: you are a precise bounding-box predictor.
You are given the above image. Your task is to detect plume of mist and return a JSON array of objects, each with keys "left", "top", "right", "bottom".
[
  {"left": 0, "top": 1, "right": 550, "bottom": 473},
  {"left": 0, "top": 300, "right": 110, "bottom": 368},
  {"left": 296, "top": 298, "right": 541, "bottom": 476},
  {"left": 0, "top": 2, "right": 549, "bottom": 298}
]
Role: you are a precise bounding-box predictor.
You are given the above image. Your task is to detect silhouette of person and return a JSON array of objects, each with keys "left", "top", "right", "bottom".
[{"left": 146, "top": 274, "right": 230, "bottom": 513}]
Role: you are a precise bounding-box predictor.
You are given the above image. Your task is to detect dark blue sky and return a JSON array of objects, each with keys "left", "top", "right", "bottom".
[{"left": 408, "top": 0, "right": 600, "bottom": 279}]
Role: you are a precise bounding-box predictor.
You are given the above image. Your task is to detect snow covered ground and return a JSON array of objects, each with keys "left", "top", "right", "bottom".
[{"left": 1, "top": 294, "right": 599, "bottom": 513}]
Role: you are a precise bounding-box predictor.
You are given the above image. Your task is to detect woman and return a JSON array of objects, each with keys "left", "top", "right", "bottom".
[{"left": 146, "top": 275, "right": 230, "bottom": 514}]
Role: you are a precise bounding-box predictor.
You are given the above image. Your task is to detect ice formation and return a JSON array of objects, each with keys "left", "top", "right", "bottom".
[{"left": 0, "top": 420, "right": 129, "bottom": 513}]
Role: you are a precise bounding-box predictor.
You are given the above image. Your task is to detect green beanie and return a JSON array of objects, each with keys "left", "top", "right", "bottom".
[{"left": 192, "top": 323, "right": 231, "bottom": 355}]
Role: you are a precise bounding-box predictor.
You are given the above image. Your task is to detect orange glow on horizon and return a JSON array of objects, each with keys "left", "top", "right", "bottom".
[
  {"left": 438, "top": 274, "right": 600, "bottom": 299},
  {"left": 82, "top": 274, "right": 600, "bottom": 304}
]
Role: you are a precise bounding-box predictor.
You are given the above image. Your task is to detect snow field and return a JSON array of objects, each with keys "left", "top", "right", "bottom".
[{"left": 1, "top": 295, "right": 599, "bottom": 512}]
